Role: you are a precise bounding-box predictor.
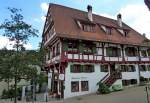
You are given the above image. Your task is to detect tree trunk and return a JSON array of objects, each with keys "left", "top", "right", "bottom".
[{"left": 14, "top": 75, "right": 17, "bottom": 103}]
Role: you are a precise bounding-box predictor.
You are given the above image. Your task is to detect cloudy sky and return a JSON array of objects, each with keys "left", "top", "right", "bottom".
[{"left": 0, "top": 0, "right": 149, "bottom": 50}]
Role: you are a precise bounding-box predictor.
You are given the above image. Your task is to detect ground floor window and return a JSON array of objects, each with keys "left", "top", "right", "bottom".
[
  {"left": 70, "top": 64, "right": 81, "bottom": 73},
  {"left": 139, "top": 65, "right": 147, "bottom": 71},
  {"left": 121, "top": 65, "right": 135, "bottom": 72},
  {"left": 101, "top": 64, "right": 109, "bottom": 72},
  {"left": 81, "top": 81, "right": 89, "bottom": 91},
  {"left": 147, "top": 65, "right": 150, "bottom": 71},
  {"left": 83, "top": 65, "right": 94, "bottom": 73},
  {"left": 122, "top": 79, "right": 137, "bottom": 86},
  {"left": 71, "top": 81, "right": 79, "bottom": 92},
  {"left": 70, "top": 64, "right": 94, "bottom": 73}
]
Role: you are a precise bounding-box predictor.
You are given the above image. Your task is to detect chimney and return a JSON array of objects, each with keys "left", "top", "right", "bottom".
[
  {"left": 143, "top": 33, "right": 146, "bottom": 37},
  {"left": 117, "top": 13, "right": 122, "bottom": 27},
  {"left": 87, "top": 5, "right": 93, "bottom": 21}
]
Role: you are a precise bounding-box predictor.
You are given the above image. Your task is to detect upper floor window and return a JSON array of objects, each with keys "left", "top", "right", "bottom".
[
  {"left": 148, "top": 49, "right": 150, "bottom": 56},
  {"left": 117, "top": 29, "right": 129, "bottom": 37},
  {"left": 52, "top": 46, "right": 55, "bottom": 57},
  {"left": 56, "top": 43, "right": 60, "bottom": 55},
  {"left": 106, "top": 27, "right": 112, "bottom": 35},
  {"left": 125, "top": 47, "right": 137, "bottom": 57},
  {"left": 100, "top": 25, "right": 112, "bottom": 35},
  {"left": 82, "top": 24, "right": 95, "bottom": 32},
  {"left": 141, "top": 50, "right": 147, "bottom": 57},
  {"left": 76, "top": 20, "right": 95, "bottom": 32},
  {"left": 68, "top": 41, "right": 78, "bottom": 50},
  {"left": 106, "top": 47, "right": 121, "bottom": 57}
]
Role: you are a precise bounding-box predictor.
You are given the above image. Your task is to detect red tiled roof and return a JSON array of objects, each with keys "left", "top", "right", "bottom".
[{"left": 47, "top": 3, "right": 148, "bottom": 46}]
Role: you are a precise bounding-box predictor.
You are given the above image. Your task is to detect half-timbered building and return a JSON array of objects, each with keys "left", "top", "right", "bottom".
[{"left": 42, "top": 4, "right": 150, "bottom": 99}]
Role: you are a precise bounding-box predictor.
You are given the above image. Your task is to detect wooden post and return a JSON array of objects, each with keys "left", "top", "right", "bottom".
[{"left": 102, "top": 43, "right": 105, "bottom": 61}]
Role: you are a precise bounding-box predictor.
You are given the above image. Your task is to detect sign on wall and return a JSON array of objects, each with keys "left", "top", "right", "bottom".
[{"left": 59, "top": 73, "right": 65, "bottom": 81}]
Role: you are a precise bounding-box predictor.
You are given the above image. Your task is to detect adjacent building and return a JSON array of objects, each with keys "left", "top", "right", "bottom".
[{"left": 42, "top": 4, "right": 150, "bottom": 99}]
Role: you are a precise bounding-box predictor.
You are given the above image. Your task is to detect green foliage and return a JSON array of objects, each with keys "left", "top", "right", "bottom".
[
  {"left": 0, "top": 7, "right": 39, "bottom": 103},
  {"left": 0, "top": 8, "right": 38, "bottom": 50},
  {"left": 111, "top": 85, "right": 122, "bottom": 91},
  {"left": 97, "top": 82, "right": 110, "bottom": 94},
  {"left": 1, "top": 88, "right": 21, "bottom": 99}
]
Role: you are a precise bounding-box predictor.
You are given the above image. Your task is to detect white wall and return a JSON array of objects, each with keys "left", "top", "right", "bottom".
[
  {"left": 121, "top": 64, "right": 140, "bottom": 83},
  {"left": 64, "top": 63, "right": 109, "bottom": 99}
]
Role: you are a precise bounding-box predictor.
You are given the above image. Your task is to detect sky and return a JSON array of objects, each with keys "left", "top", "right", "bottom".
[{"left": 0, "top": 0, "right": 150, "bottom": 50}]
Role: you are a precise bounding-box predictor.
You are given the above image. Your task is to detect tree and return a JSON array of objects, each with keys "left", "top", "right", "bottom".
[
  {"left": 0, "top": 49, "right": 13, "bottom": 91},
  {"left": 0, "top": 8, "right": 38, "bottom": 103}
]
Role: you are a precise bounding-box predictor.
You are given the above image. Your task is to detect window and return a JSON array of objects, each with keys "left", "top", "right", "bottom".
[
  {"left": 71, "top": 81, "right": 79, "bottom": 92},
  {"left": 68, "top": 41, "right": 78, "bottom": 50},
  {"left": 128, "top": 65, "right": 136, "bottom": 72},
  {"left": 141, "top": 50, "right": 147, "bottom": 57},
  {"left": 48, "top": 50, "right": 51, "bottom": 60},
  {"left": 125, "top": 47, "right": 137, "bottom": 57},
  {"left": 70, "top": 64, "right": 81, "bottom": 73},
  {"left": 70, "top": 64, "right": 94, "bottom": 73},
  {"left": 101, "top": 65, "right": 109, "bottom": 72},
  {"left": 140, "top": 65, "right": 147, "bottom": 71},
  {"left": 81, "top": 81, "right": 89, "bottom": 91},
  {"left": 106, "top": 27, "right": 112, "bottom": 35},
  {"left": 148, "top": 50, "right": 150, "bottom": 56},
  {"left": 56, "top": 43, "right": 60, "bottom": 55},
  {"left": 124, "top": 30, "right": 128, "bottom": 37},
  {"left": 52, "top": 46, "right": 55, "bottom": 57},
  {"left": 122, "top": 80, "right": 130, "bottom": 86},
  {"left": 148, "top": 65, "right": 150, "bottom": 71},
  {"left": 83, "top": 65, "right": 94, "bottom": 73},
  {"left": 82, "top": 24, "right": 95, "bottom": 32},
  {"left": 117, "top": 29, "right": 128, "bottom": 37},
  {"left": 121, "top": 65, "right": 135, "bottom": 72},
  {"left": 106, "top": 47, "right": 121, "bottom": 57}
]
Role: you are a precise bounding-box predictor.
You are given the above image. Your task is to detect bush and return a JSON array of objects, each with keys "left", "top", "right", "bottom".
[
  {"left": 1, "top": 89, "right": 8, "bottom": 99},
  {"left": 1, "top": 87, "right": 21, "bottom": 99},
  {"left": 97, "top": 82, "right": 110, "bottom": 94}
]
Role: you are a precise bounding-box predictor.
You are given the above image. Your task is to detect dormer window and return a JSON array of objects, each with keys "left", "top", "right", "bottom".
[
  {"left": 117, "top": 29, "right": 129, "bottom": 37},
  {"left": 76, "top": 20, "right": 95, "bottom": 32},
  {"left": 106, "top": 27, "right": 112, "bottom": 35},
  {"left": 82, "top": 23, "right": 95, "bottom": 32},
  {"left": 100, "top": 25, "right": 112, "bottom": 35}
]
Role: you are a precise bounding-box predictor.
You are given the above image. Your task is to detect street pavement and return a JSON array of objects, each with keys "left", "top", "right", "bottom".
[{"left": 0, "top": 86, "right": 149, "bottom": 103}]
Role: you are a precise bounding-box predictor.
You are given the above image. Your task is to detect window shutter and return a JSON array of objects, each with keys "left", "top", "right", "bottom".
[
  {"left": 92, "top": 46, "right": 96, "bottom": 54},
  {"left": 106, "top": 48, "right": 112, "bottom": 56},
  {"left": 70, "top": 65, "right": 74, "bottom": 72},
  {"left": 63, "top": 42, "right": 68, "bottom": 51},
  {"left": 81, "top": 65, "right": 84, "bottom": 72},
  {"left": 79, "top": 43, "right": 84, "bottom": 53}
]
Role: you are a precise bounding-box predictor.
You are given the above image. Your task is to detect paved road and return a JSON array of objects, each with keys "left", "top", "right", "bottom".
[{"left": 0, "top": 86, "right": 150, "bottom": 103}]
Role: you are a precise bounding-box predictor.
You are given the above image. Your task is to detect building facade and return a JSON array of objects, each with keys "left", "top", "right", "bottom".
[{"left": 42, "top": 4, "right": 150, "bottom": 99}]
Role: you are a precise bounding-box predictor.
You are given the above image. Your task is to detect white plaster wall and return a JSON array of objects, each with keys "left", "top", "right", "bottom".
[
  {"left": 64, "top": 63, "right": 108, "bottom": 99},
  {"left": 121, "top": 64, "right": 140, "bottom": 83},
  {"left": 141, "top": 71, "right": 150, "bottom": 78}
]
